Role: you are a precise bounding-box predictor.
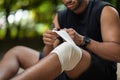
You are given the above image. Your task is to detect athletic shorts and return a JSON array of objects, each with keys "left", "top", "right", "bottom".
[{"left": 39, "top": 52, "right": 117, "bottom": 80}]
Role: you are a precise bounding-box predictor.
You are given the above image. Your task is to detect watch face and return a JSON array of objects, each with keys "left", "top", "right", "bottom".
[
  {"left": 86, "top": 37, "right": 90, "bottom": 43},
  {"left": 84, "top": 36, "right": 91, "bottom": 47}
]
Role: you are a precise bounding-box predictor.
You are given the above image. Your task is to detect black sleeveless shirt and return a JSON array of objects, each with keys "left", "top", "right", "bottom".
[{"left": 58, "top": 0, "right": 117, "bottom": 80}]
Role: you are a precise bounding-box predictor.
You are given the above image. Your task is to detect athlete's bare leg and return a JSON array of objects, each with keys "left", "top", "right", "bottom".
[
  {"left": 0, "top": 46, "right": 91, "bottom": 80},
  {"left": 0, "top": 46, "right": 40, "bottom": 80},
  {"left": 11, "top": 49, "right": 91, "bottom": 80}
]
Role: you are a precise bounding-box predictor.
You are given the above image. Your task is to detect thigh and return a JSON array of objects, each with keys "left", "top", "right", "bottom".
[{"left": 14, "top": 46, "right": 40, "bottom": 69}]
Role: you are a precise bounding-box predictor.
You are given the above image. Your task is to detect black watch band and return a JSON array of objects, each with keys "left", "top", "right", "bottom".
[{"left": 83, "top": 36, "right": 91, "bottom": 47}]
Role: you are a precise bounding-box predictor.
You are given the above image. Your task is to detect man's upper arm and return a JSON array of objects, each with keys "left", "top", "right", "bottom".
[
  {"left": 101, "top": 6, "right": 120, "bottom": 43},
  {"left": 53, "top": 13, "right": 60, "bottom": 29}
]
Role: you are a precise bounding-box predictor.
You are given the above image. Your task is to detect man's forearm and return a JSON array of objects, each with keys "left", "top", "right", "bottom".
[
  {"left": 43, "top": 45, "right": 54, "bottom": 56},
  {"left": 87, "top": 39, "right": 120, "bottom": 62}
]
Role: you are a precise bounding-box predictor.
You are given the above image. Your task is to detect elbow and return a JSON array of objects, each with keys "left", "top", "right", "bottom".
[
  {"left": 111, "top": 44, "right": 120, "bottom": 62},
  {"left": 111, "top": 50, "right": 120, "bottom": 62}
]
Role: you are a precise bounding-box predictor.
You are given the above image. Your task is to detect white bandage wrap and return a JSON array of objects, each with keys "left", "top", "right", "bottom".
[
  {"left": 51, "top": 42, "right": 82, "bottom": 72},
  {"left": 53, "top": 29, "right": 76, "bottom": 46}
]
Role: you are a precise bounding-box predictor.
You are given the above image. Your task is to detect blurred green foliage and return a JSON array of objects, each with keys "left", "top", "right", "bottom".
[
  {"left": 0, "top": 0, "right": 119, "bottom": 40},
  {"left": 0, "top": 0, "right": 59, "bottom": 40}
]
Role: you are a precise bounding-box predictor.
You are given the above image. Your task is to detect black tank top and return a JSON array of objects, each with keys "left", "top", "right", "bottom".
[{"left": 58, "top": 0, "right": 117, "bottom": 79}]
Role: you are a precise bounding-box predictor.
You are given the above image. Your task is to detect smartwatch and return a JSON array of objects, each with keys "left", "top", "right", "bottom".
[{"left": 83, "top": 36, "right": 91, "bottom": 47}]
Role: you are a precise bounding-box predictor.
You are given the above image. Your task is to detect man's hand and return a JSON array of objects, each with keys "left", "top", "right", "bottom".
[{"left": 65, "top": 28, "right": 84, "bottom": 46}]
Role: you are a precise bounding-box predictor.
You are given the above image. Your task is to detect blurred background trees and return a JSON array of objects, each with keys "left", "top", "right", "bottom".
[
  {"left": 0, "top": 0, "right": 119, "bottom": 56},
  {"left": 0, "top": 0, "right": 56, "bottom": 40}
]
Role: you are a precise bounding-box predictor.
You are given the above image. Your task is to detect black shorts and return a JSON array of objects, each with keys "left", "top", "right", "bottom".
[{"left": 39, "top": 52, "right": 117, "bottom": 80}]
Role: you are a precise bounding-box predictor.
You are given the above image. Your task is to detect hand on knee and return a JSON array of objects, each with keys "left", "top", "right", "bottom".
[{"left": 51, "top": 42, "right": 82, "bottom": 72}]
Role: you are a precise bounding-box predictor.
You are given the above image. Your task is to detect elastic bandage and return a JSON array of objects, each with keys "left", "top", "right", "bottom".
[{"left": 51, "top": 42, "right": 82, "bottom": 72}]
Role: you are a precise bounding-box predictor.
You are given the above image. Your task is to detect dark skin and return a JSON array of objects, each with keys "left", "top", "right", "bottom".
[{"left": 0, "top": 0, "right": 120, "bottom": 80}]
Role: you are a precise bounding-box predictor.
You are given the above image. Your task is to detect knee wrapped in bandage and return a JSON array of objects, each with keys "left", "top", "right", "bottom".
[{"left": 51, "top": 42, "right": 82, "bottom": 72}]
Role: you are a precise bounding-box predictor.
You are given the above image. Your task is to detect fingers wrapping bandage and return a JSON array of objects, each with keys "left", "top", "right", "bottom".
[
  {"left": 53, "top": 29, "right": 76, "bottom": 46},
  {"left": 51, "top": 42, "right": 82, "bottom": 72}
]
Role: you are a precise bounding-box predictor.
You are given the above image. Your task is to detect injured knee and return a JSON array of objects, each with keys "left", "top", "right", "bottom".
[{"left": 51, "top": 42, "right": 82, "bottom": 72}]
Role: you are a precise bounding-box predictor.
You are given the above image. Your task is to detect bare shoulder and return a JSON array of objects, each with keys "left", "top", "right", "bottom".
[
  {"left": 101, "top": 6, "right": 119, "bottom": 20},
  {"left": 101, "top": 5, "right": 120, "bottom": 28},
  {"left": 53, "top": 14, "right": 58, "bottom": 23},
  {"left": 53, "top": 13, "right": 60, "bottom": 29}
]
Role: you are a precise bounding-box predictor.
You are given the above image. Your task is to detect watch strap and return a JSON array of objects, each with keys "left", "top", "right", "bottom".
[{"left": 83, "top": 36, "right": 91, "bottom": 48}]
